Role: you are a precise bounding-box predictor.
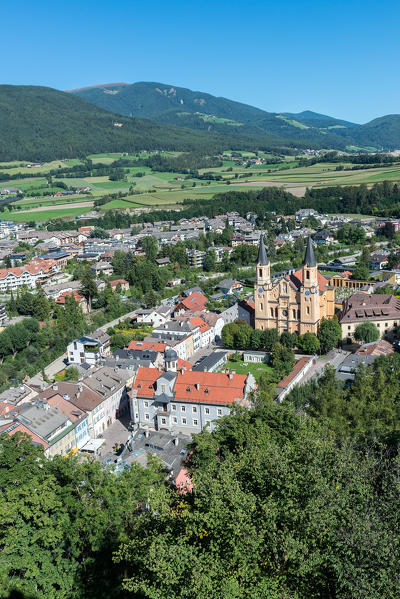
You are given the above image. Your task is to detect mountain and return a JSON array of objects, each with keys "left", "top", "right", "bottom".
[
  {"left": 70, "top": 82, "right": 400, "bottom": 151},
  {"left": 0, "top": 85, "right": 293, "bottom": 162},
  {"left": 282, "top": 110, "right": 357, "bottom": 129}
]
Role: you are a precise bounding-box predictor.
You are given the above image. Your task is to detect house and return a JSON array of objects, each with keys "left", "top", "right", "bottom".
[
  {"left": 130, "top": 355, "right": 256, "bottom": 433},
  {"left": 67, "top": 332, "right": 111, "bottom": 366},
  {"left": 109, "top": 279, "right": 129, "bottom": 292},
  {"left": 339, "top": 293, "right": 400, "bottom": 340},
  {"left": 191, "top": 351, "right": 227, "bottom": 372},
  {"left": 155, "top": 257, "right": 171, "bottom": 267},
  {"left": 243, "top": 350, "right": 269, "bottom": 364},
  {"left": 136, "top": 306, "right": 171, "bottom": 327},
  {"left": 330, "top": 254, "right": 359, "bottom": 267},
  {"left": 276, "top": 356, "right": 314, "bottom": 401},
  {"left": 186, "top": 249, "right": 205, "bottom": 268},
  {"left": 173, "top": 291, "right": 208, "bottom": 316},
  {"left": 56, "top": 290, "right": 88, "bottom": 313},
  {"left": 152, "top": 320, "right": 201, "bottom": 357},
  {"left": 336, "top": 340, "right": 394, "bottom": 383},
  {"left": 90, "top": 261, "right": 114, "bottom": 277},
  {"left": 217, "top": 279, "right": 243, "bottom": 295},
  {"left": 9, "top": 400, "right": 76, "bottom": 458},
  {"left": 313, "top": 231, "right": 336, "bottom": 245},
  {"left": 369, "top": 253, "right": 389, "bottom": 270}
]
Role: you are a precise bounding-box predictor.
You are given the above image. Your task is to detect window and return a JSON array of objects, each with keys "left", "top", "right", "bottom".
[
  {"left": 283, "top": 309, "right": 288, "bottom": 317},
  {"left": 135, "top": 413, "right": 138, "bottom": 419},
  {"left": 292, "top": 309, "right": 296, "bottom": 319},
  {"left": 172, "top": 404, "right": 176, "bottom": 411},
  {"left": 144, "top": 401, "right": 149, "bottom": 408},
  {"left": 182, "top": 418, "right": 187, "bottom": 425},
  {"left": 205, "top": 420, "right": 211, "bottom": 427},
  {"left": 348, "top": 325, "right": 351, "bottom": 330},
  {"left": 260, "top": 303, "right": 263, "bottom": 311},
  {"left": 270, "top": 307, "right": 274, "bottom": 317},
  {"left": 217, "top": 409, "right": 222, "bottom": 416},
  {"left": 283, "top": 283, "right": 287, "bottom": 293},
  {"left": 145, "top": 413, "right": 150, "bottom": 421},
  {"left": 161, "top": 417, "right": 166, "bottom": 425},
  {"left": 306, "top": 270, "right": 310, "bottom": 280},
  {"left": 181, "top": 405, "right": 186, "bottom": 412},
  {"left": 259, "top": 268, "right": 262, "bottom": 278},
  {"left": 193, "top": 419, "right": 198, "bottom": 426},
  {"left": 192, "top": 406, "right": 197, "bottom": 413},
  {"left": 173, "top": 417, "right": 177, "bottom": 423},
  {"left": 306, "top": 306, "right": 310, "bottom": 315},
  {"left": 162, "top": 385, "right": 165, "bottom": 392},
  {"left": 205, "top": 407, "right": 210, "bottom": 415}
]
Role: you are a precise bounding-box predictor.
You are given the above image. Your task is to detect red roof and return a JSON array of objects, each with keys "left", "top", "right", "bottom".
[
  {"left": 128, "top": 340, "right": 167, "bottom": 352},
  {"left": 177, "top": 358, "right": 192, "bottom": 371},
  {"left": 109, "top": 279, "right": 128, "bottom": 286},
  {"left": 277, "top": 357, "right": 311, "bottom": 388},
  {"left": 56, "top": 290, "right": 84, "bottom": 305},
  {"left": 188, "top": 316, "right": 211, "bottom": 333},
  {"left": 290, "top": 268, "right": 329, "bottom": 292},
  {"left": 133, "top": 367, "right": 247, "bottom": 405},
  {"left": 0, "top": 401, "right": 14, "bottom": 416},
  {"left": 0, "top": 421, "right": 49, "bottom": 450},
  {"left": 176, "top": 291, "right": 208, "bottom": 312}
]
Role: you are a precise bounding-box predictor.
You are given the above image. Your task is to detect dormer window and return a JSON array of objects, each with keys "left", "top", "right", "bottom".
[{"left": 186, "top": 387, "right": 191, "bottom": 392}]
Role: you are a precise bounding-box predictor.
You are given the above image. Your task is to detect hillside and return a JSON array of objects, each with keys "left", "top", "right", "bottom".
[
  {"left": 0, "top": 85, "right": 291, "bottom": 162},
  {"left": 70, "top": 81, "right": 400, "bottom": 150}
]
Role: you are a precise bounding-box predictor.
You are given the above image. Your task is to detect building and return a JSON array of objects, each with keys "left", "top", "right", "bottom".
[
  {"left": 217, "top": 279, "right": 243, "bottom": 295},
  {"left": 109, "top": 279, "right": 129, "bottom": 292},
  {"left": 276, "top": 356, "right": 314, "bottom": 401},
  {"left": 339, "top": 293, "right": 400, "bottom": 341},
  {"left": 67, "top": 332, "right": 111, "bottom": 366},
  {"left": 254, "top": 237, "right": 335, "bottom": 334},
  {"left": 130, "top": 353, "right": 256, "bottom": 433},
  {"left": 336, "top": 340, "right": 394, "bottom": 383},
  {"left": 186, "top": 249, "right": 205, "bottom": 268},
  {"left": 90, "top": 261, "right": 114, "bottom": 277},
  {"left": 242, "top": 350, "right": 269, "bottom": 364}
]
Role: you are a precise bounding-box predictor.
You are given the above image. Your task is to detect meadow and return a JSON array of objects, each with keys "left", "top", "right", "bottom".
[{"left": 0, "top": 151, "right": 400, "bottom": 222}]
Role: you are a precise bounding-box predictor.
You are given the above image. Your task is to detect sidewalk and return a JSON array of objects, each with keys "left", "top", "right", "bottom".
[{"left": 300, "top": 348, "right": 350, "bottom": 385}]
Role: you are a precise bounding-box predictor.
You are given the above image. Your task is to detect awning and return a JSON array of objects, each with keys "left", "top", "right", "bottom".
[{"left": 80, "top": 438, "right": 105, "bottom": 453}]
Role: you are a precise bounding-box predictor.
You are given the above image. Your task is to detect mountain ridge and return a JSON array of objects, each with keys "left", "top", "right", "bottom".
[{"left": 70, "top": 81, "right": 400, "bottom": 150}]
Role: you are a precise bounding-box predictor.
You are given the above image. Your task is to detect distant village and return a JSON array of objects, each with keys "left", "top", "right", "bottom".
[{"left": 1, "top": 204, "right": 400, "bottom": 484}]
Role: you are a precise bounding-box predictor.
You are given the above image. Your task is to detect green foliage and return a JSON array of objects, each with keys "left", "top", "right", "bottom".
[
  {"left": 336, "top": 223, "right": 366, "bottom": 244},
  {"left": 297, "top": 332, "right": 321, "bottom": 354},
  {"left": 354, "top": 321, "right": 380, "bottom": 343},
  {"left": 318, "top": 317, "right": 342, "bottom": 353}
]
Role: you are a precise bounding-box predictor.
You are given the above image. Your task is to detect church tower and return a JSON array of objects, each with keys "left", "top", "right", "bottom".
[
  {"left": 256, "top": 235, "right": 270, "bottom": 285},
  {"left": 299, "top": 237, "right": 320, "bottom": 334},
  {"left": 254, "top": 236, "right": 270, "bottom": 330}
]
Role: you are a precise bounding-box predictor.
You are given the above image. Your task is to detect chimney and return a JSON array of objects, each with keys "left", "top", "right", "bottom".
[{"left": 145, "top": 430, "right": 150, "bottom": 438}]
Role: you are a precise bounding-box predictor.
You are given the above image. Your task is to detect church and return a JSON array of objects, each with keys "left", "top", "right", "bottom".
[{"left": 254, "top": 236, "right": 335, "bottom": 334}]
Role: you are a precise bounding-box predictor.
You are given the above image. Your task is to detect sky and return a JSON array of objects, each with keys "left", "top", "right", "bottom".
[{"left": 1, "top": 0, "right": 399, "bottom": 123}]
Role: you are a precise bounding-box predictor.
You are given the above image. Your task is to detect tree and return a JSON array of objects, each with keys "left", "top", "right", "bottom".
[
  {"left": 352, "top": 259, "right": 370, "bottom": 281},
  {"left": 354, "top": 321, "right": 379, "bottom": 343},
  {"left": 141, "top": 235, "right": 158, "bottom": 262},
  {"left": 203, "top": 249, "right": 217, "bottom": 272},
  {"left": 280, "top": 331, "right": 297, "bottom": 349},
  {"left": 261, "top": 328, "right": 279, "bottom": 351},
  {"left": 317, "top": 317, "right": 342, "bottom": 353},
  {"left": 33, "top": 286, "right": 51, "bottom": 321},
  {"left": 80, "top": 269, "right": 98, "bottom": 312},
  {"left": 90, "top": 227, "right": 110, "bottom": 239},
  {"left": 297, "top": 332, "right": 321, "bottom": 354}
]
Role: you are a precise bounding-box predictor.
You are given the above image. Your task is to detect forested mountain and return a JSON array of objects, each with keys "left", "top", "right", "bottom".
[
  {"left": 0, "top": 85, "right": 291, "bottom": 161},
  {"left": 70, "top": 81, "right": 400, "bottom": 150}
]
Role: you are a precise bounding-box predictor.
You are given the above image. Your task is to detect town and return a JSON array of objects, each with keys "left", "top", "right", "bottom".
[{"left": 1, "top": 200, "right": 400, "bottom": 483}]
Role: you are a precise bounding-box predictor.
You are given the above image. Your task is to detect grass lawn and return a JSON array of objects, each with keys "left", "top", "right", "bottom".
[
  {"left": 5, "top": 206, "right": 91, "bottom": 222},
  {"left": 225, "top": 358, "right": 273, "bottom": 381}
]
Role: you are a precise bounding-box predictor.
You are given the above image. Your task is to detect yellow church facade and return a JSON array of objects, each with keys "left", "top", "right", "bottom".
[{"left": 254, "top": 237, "right": 335, "bottom": 335}]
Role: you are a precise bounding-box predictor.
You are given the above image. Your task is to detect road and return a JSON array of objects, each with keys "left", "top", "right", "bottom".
[
  {"left": 300, "top": 349, "right": 350, "bottom": 386},
  {"left": 27, "top": 309, "right": 140, "bottom": 387}
]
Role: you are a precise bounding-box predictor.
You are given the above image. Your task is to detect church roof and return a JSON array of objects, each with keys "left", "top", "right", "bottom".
[
  {"left": 303, "top": 236, "right": 316, "bottom": 267},
  {"left": 256, "top": 236, "right": 269, "bottom": 266},
  {"left": 290, "top": 268, "right": 329, "bottom": 291}
]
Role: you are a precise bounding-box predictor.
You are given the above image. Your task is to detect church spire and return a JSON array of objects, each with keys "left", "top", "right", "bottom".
[
  {"left": 303, "top": 236, "right": 316, "bottom": 267},
  {"left": 257, "top": 235, "right": 269, "bottom": 266}
]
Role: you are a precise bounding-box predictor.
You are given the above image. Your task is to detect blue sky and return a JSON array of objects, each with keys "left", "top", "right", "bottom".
[{"left": 1, "top": 0, "right": 398, "bottom": 123}]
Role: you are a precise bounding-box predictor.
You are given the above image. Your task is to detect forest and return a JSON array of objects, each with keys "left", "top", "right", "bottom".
[{"left": 2, "top": 352, "right": 400, "bottom": 598}]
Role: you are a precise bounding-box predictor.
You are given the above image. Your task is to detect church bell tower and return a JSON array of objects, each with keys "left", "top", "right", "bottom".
[{"left": 300, "top": 237, "right": 320, "bottom": 334}]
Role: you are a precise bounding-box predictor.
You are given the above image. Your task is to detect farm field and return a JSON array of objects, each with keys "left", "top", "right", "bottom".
[
  {"left": 4, "top": 206, "right": 91, "bottom": 222},
  {"left": 1, "top": 152, "right": 400, "bottom": 221}
]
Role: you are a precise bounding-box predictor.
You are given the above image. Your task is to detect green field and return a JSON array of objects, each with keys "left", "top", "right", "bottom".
[
  {"left": 1, "top": 152, "right": 400, "bottom": 221},
  {"left": 4, "top": 206, "right": 91, "bottom": 222}
]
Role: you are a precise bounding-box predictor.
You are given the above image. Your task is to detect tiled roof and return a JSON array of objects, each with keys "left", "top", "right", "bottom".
[
  {"left": 0, "top": 421, "right": 49, "bottom": 449},
  {"left": 133, "top": 367, "right": 246, "bottom": 405},
  {"left": 128, "top": 340, "right": 167, "bottom": 352},
  {"left": 290, "top": 268, "right": 329, "bottom": 291},
  {"left": 340, "top": 292, "right": 400, "bottom": 324},
  {"left": 277, "top": 357, "right": 311, "bottom": 389},
  {"left": 56, "top": 290, "right": 84, "bottom": 304}
]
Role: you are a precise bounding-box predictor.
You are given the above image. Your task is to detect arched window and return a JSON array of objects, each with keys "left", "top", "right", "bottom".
[
  {"left": 283, "top": 283, "right": 287, "bottom": 293},
  {"left": 259, "top": 268, "right": 263, "bottom": 278},
  {"left": 275, "top": 307, "right": 278, "bottom": 317},
  {"left": 260, "top": 303, "right": 263, "bottom": 311},
  {"left": 306, "top": 270, "right": 310, "bottom": 280}
]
